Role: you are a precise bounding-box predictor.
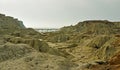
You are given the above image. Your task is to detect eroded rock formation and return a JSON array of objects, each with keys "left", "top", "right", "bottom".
[{"left": 0, "top": 13, "right": 120, "bottom": 70}]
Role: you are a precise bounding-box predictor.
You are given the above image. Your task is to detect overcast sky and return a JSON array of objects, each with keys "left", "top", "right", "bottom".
[{"left": 0, "top": 0, "right": 120, "bottom": 28}]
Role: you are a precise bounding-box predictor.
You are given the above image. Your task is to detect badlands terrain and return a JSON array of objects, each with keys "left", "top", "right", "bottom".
[{"left": 0, "top": 13, "right": 120, "bottom": 70}]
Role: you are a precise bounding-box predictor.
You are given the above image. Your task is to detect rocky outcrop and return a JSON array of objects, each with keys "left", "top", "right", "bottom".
[
  {"left": 0, "top": 13, "right": 25, "bottom": 35},
  {"left": 0, "top": 43, "right": 33, "bottom": 62},
  {"left": 87, "top": 35, "right": 110, "bottom": 49},
  {"left": 6, "top": 37, "right": 72, "bottom": 58},
  {"left": 0, "top": 13, "right": 25, "bottom": 29},
  {"left": 11, "top": 28, "right": 43, "bottom": 39},
  {"left": 8, "top": 37, "right": 49, "bottom": 52},
  {"left": 88, "top": 52, "right": 120, "bottom": 70}
]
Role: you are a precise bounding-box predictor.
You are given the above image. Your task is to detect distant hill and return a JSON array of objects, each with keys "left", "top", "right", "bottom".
[
  {"left": 60, "top": 20, "right": 120, "bottom": 35},
  {"left": 44, "top": 20, "right": 120, "bottom": 43}
]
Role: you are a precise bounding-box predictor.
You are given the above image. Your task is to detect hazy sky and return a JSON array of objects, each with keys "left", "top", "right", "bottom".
[{"left": 0, "top": 0, "right": 120, "bottom": 28}]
